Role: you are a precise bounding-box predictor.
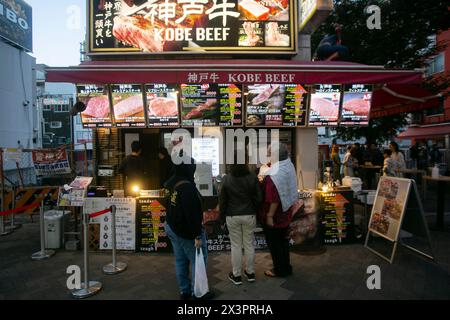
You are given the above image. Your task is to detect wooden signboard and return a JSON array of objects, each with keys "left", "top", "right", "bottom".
[{"left": 365, "top": 177, "right": 434, "bottom": 264}]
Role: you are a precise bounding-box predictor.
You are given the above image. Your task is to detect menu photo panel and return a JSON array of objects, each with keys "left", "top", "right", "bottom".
[
  {"left": 111, "top": 84, "right": 146, "bottom": 127},
  {"left": 245, "top": 84, "right": 308, "bottom": 127},
  {"left": 77, "top": 84, "right": 113, "bottom": 128},
  {"left": 341, "top": 84, "right": 373, "bottom": 126},
  {"left": 146, "top": 84, "right": 180, "bottom": 127},
  {"left": 308, "top": 84, "right": 342, "bottom": 127}
]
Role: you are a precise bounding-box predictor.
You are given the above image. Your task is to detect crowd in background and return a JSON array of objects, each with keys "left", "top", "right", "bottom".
[{"left": 329, "top": 141, "right": 444, "bottom": 188}]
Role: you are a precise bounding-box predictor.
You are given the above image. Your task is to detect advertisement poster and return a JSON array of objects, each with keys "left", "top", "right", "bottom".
[
  {"left": 308, "top": 84, "right": 341, "bottom": 126},
  {"left": 146, "top": 84, "right": 179, "bottom": 127},
  {"left": 111, "top": 84, "right": 146, "bottom": 127},
  {"left": 88, "top": 0, "right": 296, "bottom": 54},
  {"left": 218, "top": 84, "right": 243, "bottom": 126},
  {"left": 77, "top": 84, "right": 112, "bottom": 128},
  {"left": 369, "top": 177, "right": 410, "bottom": 242},
  {"left": 246, "top": 84, "right": 307, "bottom": 126},
  {"left": 340, "top": 84, "right": 372, "bottom": 126},
  {"left": 32, "top": 147, "right": 71, "bottom": 176},
  {"left": 136, "top": 198, "right": 172, "bottom": 253},
  {"left": 181, "top": 83, "right": 220, "bottom": 126},
  {"left": 321, "top": 190, "right": 356, "bottom": 245},
  {"left": 85, "top": 198, "right": 136, "bottom": 251},
  {"left": 288, "top": 191, "right": 322, "bottom": 247},
  {"left": 0, "top": 0, "right": 32, "bottom": 52},
  {"left": 57, "top": 187, "right": 86, "bottom": 207}
]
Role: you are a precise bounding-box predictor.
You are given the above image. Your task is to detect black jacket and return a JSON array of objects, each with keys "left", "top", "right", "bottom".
[
  {"left": 219, "top": 172, "right": 262, "bottom": 218},
  {"left": 166, "top": 162, "right": 202, "bottom": 240}
]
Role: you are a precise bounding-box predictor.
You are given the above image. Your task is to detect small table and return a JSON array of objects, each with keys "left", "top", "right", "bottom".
[{"left": 423, "top": 175, "right": 450, "bottom": 231}]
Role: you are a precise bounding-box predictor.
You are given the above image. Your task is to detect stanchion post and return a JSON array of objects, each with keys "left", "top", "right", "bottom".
[
  {"left": 71, "top": 210, "right": 102, "bottom": 298},
  {"left": 103, "top": 205, "right": 127, "bottom": 275},
  {"left": 0, "top": 148, "right": 11, "bottom": 236},
  {"left": 31, "top": 201, "right": 55, "bottom": 260},
  {"left": 9, "top": 187, "right": 22, "bottom": 230}
]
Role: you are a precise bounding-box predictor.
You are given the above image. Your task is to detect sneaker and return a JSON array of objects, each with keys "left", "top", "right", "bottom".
[
  {"left": 228, "top": 272, "right": 243, "bottom": 285},
  {"left": 244, "top": 270, "right": 256, "bottom": 282}
]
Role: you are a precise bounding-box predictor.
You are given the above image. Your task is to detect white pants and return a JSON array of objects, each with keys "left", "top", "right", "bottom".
[{"left": 226, "top": 215, "right": 256, "bottom": 277}]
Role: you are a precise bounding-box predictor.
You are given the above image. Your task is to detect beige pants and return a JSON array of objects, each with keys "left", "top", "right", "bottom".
[{"left": 226, "top": 215, "right": 256, "bottom": 277}]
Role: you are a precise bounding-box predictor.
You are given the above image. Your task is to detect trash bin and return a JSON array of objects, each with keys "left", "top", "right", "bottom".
[{"left": 44, "top": 210, "right": 69, "bottom": 249}]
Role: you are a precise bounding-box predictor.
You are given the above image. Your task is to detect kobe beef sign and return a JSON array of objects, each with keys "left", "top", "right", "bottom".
[{"left": 88, "top": 0, "right": 297, "bottom": 55}]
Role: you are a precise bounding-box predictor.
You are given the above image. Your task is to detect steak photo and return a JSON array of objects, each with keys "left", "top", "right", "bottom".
[
  {"left": 343, "top": 98, "right": 370, "bottom": 116},
  {"left": 82, "top": 96, "right": 110, "bottom": 119},
  {"left": 113, "top": 95, "right": 144, "bottom": 119},
  {"left": 252, "top": 85, "right": 280, "bottom": 105},
  {"left": 148, "top": 97, "right": 178, "bottom": 117},
  {"left": 310, "top": 96, "right": 339, "bottom": 119},
  {"left": 113, "top": 15, "right": 164, "bottom": 52}
]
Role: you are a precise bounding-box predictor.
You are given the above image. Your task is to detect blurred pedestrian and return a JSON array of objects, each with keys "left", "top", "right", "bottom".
[
  {"left": 429, "top": 144, "right": 442, "bottom": 166},
  {"left": 409, "top": 142, "right": 419, "bottom": 169},
  {"left": 389, "top": 141, "right": 406, "bottom": 177},
  {"left": 417, "top": 142, "right": 428, "bottom": 170},
  {"left": 220, "top": 158, "right": 262, "bottom": 285},
  {"left": 158, "top": 147, "right": 175, "bottom": 188},
  {"left": 259, "top": 143, "right": 298, "bottom": 278},
  {"left": 331, "top": 145, "right": 342, "bottom": 183},
  {"left": 383, "top": 150, "right": 394, "bottom": 177},
  {"left": 343, "top": 146, "right": 355, "bottom": 177}
]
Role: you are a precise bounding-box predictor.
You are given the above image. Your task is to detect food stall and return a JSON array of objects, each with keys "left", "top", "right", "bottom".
[{"left": 45, "top": 0, "right": 425, "bottom": 252}]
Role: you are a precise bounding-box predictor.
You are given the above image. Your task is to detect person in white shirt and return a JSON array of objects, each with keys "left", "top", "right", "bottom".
[
  {"left": 343, "top": 146, "right": 355, "bottom": 177},
  {"left": 383, "top": 149, "right": 395, "bottom": 176},
  {"left": 389, "top": 141, "right": 406, "bottom": 177}
]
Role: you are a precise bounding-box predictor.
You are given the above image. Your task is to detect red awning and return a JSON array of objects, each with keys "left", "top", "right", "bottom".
[
  {"left": 397, "top": 124, "right": 450, "bottom": 140},
  {"left": 45, "top": 59, "right": 441, "bottom": 118},
  {"left": 46, "top": 59, "right": 422, "bottom": 85}
]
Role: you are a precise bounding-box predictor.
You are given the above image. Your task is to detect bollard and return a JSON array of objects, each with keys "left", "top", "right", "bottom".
[
  {"left": 71, "top": 211, "right": 102, "bottom": 298},
  {"left": 31, "top": 201, "right": 55, "bottom": 260},
  {"left": 103, "top": 205, "right": 127, "bottom": 275}
]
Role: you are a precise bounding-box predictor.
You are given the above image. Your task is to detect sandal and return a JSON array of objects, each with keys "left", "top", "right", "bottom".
[{"left": 264, "top": 270, "right": 277, "bottom": 277}]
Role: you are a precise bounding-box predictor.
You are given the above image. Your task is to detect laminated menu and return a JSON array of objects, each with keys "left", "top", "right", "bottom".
[
  {"left": 341, "top": 84, "right": 372, "bottom": 126},
  {"left": 111, "top": 84, "right": 146, "bottom": 127},
  {"left": 146, "top": 84, "right": 179, "bottom": 127},
  {"left": 309, "top": 84, "right": 342, "bottom": 126}
]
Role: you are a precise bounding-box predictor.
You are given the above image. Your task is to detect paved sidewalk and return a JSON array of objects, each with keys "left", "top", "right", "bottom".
[{"left": 0, "top": 216, "right": 449, "bottom": 300}]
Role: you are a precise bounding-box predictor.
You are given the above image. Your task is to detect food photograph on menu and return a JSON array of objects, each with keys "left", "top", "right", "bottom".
[
  {"left": 340, "top": 84, "right": 373, "bottom": 126},
  {"left": 181, "top": 84, "right": 220, "bottom": 126},
  {"left": 146, "top": 84, "right": 180, "bottom": 127},
  {"left": 308, "top": 84, "right": 342, "bottom": 126},
  {"left": 77, "top": 84, "right": 112, "bottom": 128},
  {"left": 88, "top": 0, "right": 296, "bottom": 54},
  {"left": 111, "top": 84, "right": 146, "bottom": 127},
  {"left": 246, "top": 84, "right": 308, "bottom": 126}
]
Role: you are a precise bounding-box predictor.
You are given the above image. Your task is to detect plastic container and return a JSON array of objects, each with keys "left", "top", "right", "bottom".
[
  {"left": 432, "top": 165, "right": 440, "bottom": 178},
  {"left": 44, "top": 210, "right": 69, "bottom": 249}
]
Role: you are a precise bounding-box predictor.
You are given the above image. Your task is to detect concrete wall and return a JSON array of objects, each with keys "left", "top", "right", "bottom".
[{"left": 0, "top": 40, "right": 37, "bottom": 150}]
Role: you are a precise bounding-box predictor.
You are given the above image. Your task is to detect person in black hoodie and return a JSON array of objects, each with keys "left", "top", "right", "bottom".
[{"left": 164, "top": 160, "right": 213, "bottom": 300}]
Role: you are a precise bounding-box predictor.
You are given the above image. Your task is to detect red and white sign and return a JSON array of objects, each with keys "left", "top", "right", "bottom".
[{"left": 32, "top": 147, "right": 71, "bottom": 176}]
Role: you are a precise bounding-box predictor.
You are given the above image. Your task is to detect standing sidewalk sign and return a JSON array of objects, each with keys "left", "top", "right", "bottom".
[
  {"left": 365, "top": 176, "right": 434, "bottom": 264},
  {"left": 58, "top": 177, "right": 93, "bottom": 207},
  {"left": 84, "top": 198, "right": 136, "bottom": 251}
]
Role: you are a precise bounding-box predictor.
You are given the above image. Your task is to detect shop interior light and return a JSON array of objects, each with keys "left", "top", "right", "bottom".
[{"left": 132, "top": 185, "right": 141, "bottom": 194}]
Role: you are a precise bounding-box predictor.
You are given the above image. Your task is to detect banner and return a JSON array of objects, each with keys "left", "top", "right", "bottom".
[{"left": 31, "top": 147, "right": 71, "bottom": 176}]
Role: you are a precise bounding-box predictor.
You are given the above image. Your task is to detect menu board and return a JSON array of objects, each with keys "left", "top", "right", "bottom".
[
  {"left": 77, "top": 84, "right": 112, "bottom": 128},
  {"left": 136, "top": 198, "right": 172, "bottom": 253},
  {"left": 218, "top": 84, "right": 243, "bottom": 127},
  {"left": 321, "top": 190, "right": 356, "bottom": 245},
  {"left": 84, "top": 198, "right": 136, "bottom": 251},
  {"left": 341, "top": 84, "right": 372, "bottom": 126},
  {"left": 308, "top": 84, "right": 342, "bottom": 126},
  {"left": 146, "top": 84, "right": 180, "bottom": 127},
  {"left": 180, "top": 84, "right": 219, "bottom": 126},
  {"left": 369, "top": 177, "right": 410, "bottom": 242},
  {"left": 246, "top": 84, "right": 308, "bottom": 127},
  {"left": 111, "top": 84, "right": 146, "bottom": 127}
]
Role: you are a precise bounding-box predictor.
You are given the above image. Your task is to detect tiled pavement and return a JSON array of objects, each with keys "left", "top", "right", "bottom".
[{"left": 1, "top": 215, "right": 450, "bottom": 300}]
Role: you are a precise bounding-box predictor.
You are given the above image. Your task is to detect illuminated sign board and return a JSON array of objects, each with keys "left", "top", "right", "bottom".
[
  {"left": 340, "top": 84, "right": 372, "bottom": 126},
  {"left": 88, "top": 0, "right": 297, "bottom": 55},
  {"left": 0, "top": 0, "right": 32, "bottom": 51}
]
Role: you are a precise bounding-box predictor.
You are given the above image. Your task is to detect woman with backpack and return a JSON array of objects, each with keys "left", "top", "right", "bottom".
[{"left": 219, "top": 156, "right": 262, "bottom": 285}]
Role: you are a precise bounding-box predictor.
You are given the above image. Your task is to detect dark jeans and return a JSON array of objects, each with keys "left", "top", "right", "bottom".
[
  {"left": 316, "top": 44, "right": 348, "bottom": 60},
  {"left": 263, "top": 226, "right": 292, "bottom": 277}
]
